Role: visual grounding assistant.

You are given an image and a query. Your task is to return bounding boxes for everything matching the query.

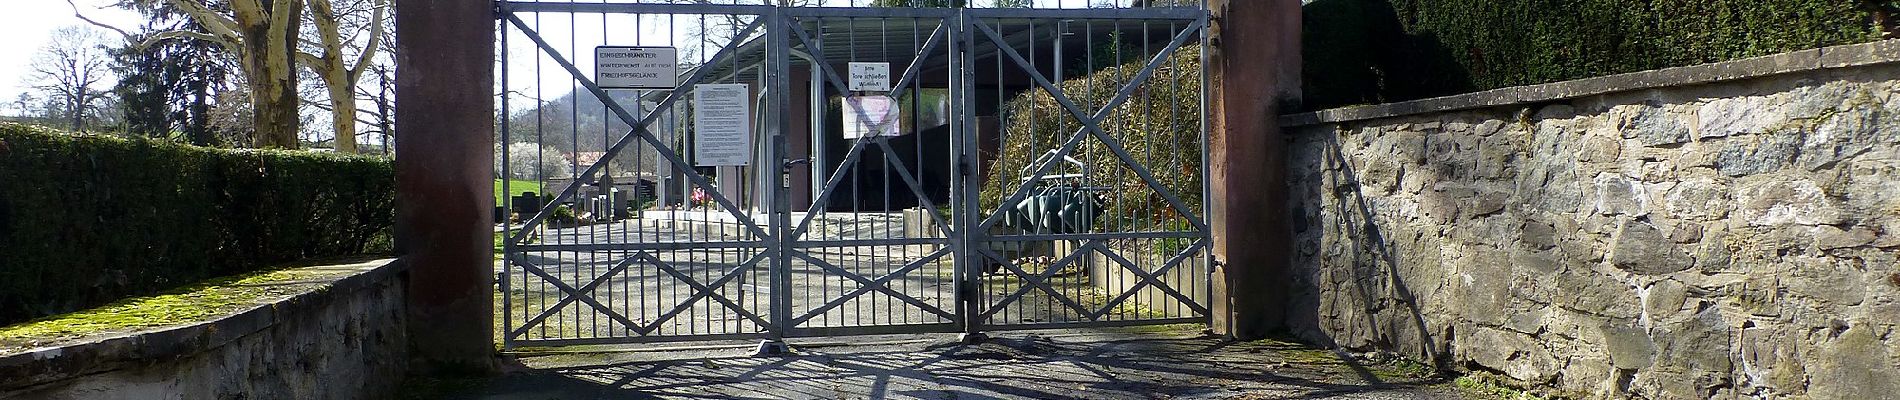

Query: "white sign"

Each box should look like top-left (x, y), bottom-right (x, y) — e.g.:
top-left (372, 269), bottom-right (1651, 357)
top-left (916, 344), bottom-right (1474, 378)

top-left (842, 95), bottom-right (901, 139)
top-left (693, 84), bottom-right (752, 166)
top-left (596, 47), bottom-right (678, 89)
top-left (847, 62), bottom-right (892, 92)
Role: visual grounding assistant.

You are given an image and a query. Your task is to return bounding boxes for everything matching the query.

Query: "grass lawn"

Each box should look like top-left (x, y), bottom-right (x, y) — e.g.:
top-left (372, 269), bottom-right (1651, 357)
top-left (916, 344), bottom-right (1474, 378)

top-left (494, 179), bottom-right (542, 205)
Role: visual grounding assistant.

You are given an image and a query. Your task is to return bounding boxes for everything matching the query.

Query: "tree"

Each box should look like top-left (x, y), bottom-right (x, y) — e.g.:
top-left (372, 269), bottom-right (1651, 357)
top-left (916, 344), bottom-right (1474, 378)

top-left (111, 2), bottom-right (236, 145)
top-left (496, 142), bottom-right (574, 180)
top-left (140, 0), bottom-right (305, 149)
top-left (298, 0), bottom-right (387, 153)
top-left (31, 26), bottom-right (117, 132)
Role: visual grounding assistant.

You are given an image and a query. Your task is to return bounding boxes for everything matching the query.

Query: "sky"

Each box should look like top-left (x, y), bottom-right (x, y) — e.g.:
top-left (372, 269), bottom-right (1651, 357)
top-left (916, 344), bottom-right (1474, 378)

top-left (0, 0), bottom-right (142, 115)
top-left (4, 0), bottom-right (1166, 123)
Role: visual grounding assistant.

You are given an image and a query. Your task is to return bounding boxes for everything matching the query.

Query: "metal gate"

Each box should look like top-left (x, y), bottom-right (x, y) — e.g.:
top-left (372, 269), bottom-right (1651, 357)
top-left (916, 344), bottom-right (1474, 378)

top-left (495, 1), bottom-right (1209, 349)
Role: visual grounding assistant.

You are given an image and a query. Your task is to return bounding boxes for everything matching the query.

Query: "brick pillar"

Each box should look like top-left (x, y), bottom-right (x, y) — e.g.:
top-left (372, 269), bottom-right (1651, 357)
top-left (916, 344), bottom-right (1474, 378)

top-left (394, 0), bottom-right (496, 374)
top-left (1208, 0), bottom-right (1302, 339)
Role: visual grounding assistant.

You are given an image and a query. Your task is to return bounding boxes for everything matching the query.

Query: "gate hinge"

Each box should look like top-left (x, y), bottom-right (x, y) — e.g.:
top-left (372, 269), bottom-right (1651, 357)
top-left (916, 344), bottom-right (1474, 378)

top-left (957, 159), bottom-right (973, 176)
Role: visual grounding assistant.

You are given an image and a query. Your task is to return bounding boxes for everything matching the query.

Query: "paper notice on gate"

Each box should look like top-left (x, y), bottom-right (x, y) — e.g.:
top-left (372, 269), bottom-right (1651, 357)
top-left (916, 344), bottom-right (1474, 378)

top-left (694, 84), bottom-right (751, 166)
top-left (842, 95), bottom-right (901, 139)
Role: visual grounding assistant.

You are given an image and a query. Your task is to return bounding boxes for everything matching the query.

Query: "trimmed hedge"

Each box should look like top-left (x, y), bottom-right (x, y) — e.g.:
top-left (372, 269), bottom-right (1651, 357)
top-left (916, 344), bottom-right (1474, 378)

top-left (0, 123), bottom-right (394, 325)
top-left (1302, 0), bottom-right (1895, 110)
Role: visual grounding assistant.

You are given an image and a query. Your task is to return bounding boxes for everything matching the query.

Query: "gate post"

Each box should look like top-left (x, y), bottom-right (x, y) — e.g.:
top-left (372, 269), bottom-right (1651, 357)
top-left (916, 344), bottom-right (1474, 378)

top-left (1206, 0), bottom-right (1301, 339)
top-left (762, 6), bottom-right (794, 355)
top-left (394, 0), bottom-right (497, 373)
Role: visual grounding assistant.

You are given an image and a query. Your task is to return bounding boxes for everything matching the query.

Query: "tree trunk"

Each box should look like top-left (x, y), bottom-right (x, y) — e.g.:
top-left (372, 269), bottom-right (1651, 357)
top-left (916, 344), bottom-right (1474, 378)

top-left (327, 73), bottom-right (358, 153)
top-left (245, 0), bottom-right (303, 149)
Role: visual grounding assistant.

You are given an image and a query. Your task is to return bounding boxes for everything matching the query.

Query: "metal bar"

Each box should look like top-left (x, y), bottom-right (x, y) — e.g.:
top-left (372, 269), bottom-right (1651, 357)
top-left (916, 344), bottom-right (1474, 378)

top-left (986, 231), bottom-right (1205, 241)
top-left (874, 139), bottom-right (954, 237)
top-left (1088, 241), bottom-right (1211, 319)
top-left (767, 6), bottom-right (795, 341)
top-left (506, 332), bottom-right (772, 348)
top-left (979, 317), bottom-right (1209, 331)
top-left (961, 20), bottom-right (1114, 232)
top-left (790, 250), bottom-right (959, 321)
top-left (634, 251), bottom-right (772, 335)
top-left (503, 15), bottom-right (771, 244)
top-left (789, 247), bottom-right (954, 325)
top-left (499, 2), bottom-right (774, 15)
top-left (507, 256), bottom-right (644, 339)
top-left (961, 7), bottom-right (1206, 21)
top-left (790, 238), bottom-right (951, 247)
top-left (952, 8), bottom-right (981, 336)
top-left (497, 15), bottom-right (514, 350)
top-left (968, 18), bottom-right (1210, 233)
top-left (786, 23), bottom-right (903, 135)
top-left (781, 7), bottom-right (957, 18)
top-left (974, 243), bottom-right (1098, 321)
top-left (639, 252), bottom-right (774, 330)
top-left (786, 323), bottom-right (961, 338)
top-left (788, 139), bottom-right (870, 238)
top-left (515, 241), bottom-right (766, 252)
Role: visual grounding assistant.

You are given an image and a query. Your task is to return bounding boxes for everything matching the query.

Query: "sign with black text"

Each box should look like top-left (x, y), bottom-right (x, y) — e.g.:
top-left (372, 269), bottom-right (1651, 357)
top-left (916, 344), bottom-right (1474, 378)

top-left (693, 84), bottom-right (751, 166)
top-left (596, 46), bottom-right (678, 89)
top-left (847, 62), bottom-right (891, 92)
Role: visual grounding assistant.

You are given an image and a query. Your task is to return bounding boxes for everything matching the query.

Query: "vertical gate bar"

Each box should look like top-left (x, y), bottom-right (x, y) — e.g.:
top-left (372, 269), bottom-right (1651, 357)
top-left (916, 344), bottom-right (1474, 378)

top-left (498, 11), bottom-right (515, 349)
top-left (1196, 8), bottom-right (1214, 323)
top-left (768, 6), bottom-right (794, 344)
top-left (952, 9), bottom-right (984, 339)
top-left (532, 10), bottom-right (546, 340)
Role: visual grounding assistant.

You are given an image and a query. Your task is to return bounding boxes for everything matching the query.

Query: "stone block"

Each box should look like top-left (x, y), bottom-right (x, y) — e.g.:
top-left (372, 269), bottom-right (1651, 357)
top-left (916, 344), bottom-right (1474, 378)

top-left (1593, 174), bottom-right (1650, 217)
top-left (1599, 323), bottom-right (1656, 369)
top-left (1698, 96), bottom-right (1786, 139)
top-left (1737, 178), bottom-right (1842, 226)
top-left (1610, 220), bottom-right (1694, 275)
top-left (1806, 323), bottom-right (1900, 400)
top-left (1800, 99), bottom-right (1883, 170)
top-left (1662, 178), bottom-right (1733, 221)
top-left (1622, 105), bottom-right (1692, 147)
top-left (1460, 327), bottom-right (1561, 384)
top-left (1813, 225), bottom-right (1877, 250)
top-left (1712, 131), bottom-right (1804, 177)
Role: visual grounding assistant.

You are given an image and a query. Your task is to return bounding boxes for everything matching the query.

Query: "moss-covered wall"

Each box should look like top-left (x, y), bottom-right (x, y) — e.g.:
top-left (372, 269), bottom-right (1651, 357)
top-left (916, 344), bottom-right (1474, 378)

top-left (1301, 0), bottom-right (1896, 110)
top-left (0, 123), bottom-right (395, 325)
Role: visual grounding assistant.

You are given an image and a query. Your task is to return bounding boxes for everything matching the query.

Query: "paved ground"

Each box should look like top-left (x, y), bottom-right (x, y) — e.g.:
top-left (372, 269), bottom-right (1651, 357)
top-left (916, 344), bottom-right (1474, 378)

top-left (407, 326), bottom-right (1467, 400)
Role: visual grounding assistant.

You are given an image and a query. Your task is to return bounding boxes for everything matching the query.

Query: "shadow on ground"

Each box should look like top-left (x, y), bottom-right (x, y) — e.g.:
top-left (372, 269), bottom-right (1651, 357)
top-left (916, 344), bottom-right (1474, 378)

top-left (403, 327), bottom-right (1460, 399)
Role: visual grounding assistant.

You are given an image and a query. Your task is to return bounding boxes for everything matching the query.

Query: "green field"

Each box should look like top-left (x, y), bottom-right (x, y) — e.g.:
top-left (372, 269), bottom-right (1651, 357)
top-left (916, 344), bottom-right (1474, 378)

top-left (495, 179), bottom-right (543, 205)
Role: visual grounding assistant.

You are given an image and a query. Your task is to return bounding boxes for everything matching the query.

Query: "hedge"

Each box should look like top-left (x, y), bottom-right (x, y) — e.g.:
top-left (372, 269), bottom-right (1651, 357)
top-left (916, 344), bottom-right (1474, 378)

top-left (0, 123), bottom-right (394, 326)
top-left (1302, 0), bottom-right (1896, 110)
top-left (985, 46), bottom-right (1204, 232)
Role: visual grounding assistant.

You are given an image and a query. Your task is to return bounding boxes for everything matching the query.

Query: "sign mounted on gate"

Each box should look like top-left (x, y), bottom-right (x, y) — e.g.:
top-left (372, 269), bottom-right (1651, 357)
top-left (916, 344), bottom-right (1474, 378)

top-left (596, 46), bottom-right (678, 89)
top-left (847, 62), bottom-right (891, 92)
top-left (693, 84), bottom-right (751, 166)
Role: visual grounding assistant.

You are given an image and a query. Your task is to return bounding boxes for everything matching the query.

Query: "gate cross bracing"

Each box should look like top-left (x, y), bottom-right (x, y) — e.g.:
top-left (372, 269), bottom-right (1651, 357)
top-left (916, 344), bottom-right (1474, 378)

top-left (496, 0), bottom-right (1212, 349)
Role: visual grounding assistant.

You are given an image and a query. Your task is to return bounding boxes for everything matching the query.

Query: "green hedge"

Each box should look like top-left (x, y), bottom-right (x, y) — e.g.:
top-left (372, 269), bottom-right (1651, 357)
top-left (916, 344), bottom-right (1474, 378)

top-left (0, 123), bottom-right (394, 325)
top-left (985, 46), bottom-right (1204, 231)
top-left (1302, 0), bottom-right (1895, 110)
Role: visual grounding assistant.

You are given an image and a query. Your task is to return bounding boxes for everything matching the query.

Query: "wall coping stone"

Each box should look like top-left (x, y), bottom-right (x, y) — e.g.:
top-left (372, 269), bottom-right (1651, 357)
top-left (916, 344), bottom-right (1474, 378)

top-left (0, 258), bottom-right (406, 392)
top-left (1280, 39), bottom-right (1900, 128)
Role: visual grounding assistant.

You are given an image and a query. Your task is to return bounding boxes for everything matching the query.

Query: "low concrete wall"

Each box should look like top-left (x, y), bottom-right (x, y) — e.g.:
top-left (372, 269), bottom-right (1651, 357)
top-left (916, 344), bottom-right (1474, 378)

top-left (1282, 40), bottom-right (1900, 399)
top-left (0, 260), bottom-right (409, 400)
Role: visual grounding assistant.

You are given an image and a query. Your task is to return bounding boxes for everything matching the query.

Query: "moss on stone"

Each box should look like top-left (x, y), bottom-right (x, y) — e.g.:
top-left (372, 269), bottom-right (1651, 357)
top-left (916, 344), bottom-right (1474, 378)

top-left (1447, 371), bottom-right (1552, 400)
top-left (0, 262), bottom-right (363, 353)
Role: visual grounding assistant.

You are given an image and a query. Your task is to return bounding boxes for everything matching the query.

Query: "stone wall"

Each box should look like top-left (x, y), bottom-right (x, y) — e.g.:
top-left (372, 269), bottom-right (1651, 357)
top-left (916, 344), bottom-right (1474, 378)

top-left (1282, 42), bottom-right (1900, 399)
top-left (0, 260), bottom-right (409, 400)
